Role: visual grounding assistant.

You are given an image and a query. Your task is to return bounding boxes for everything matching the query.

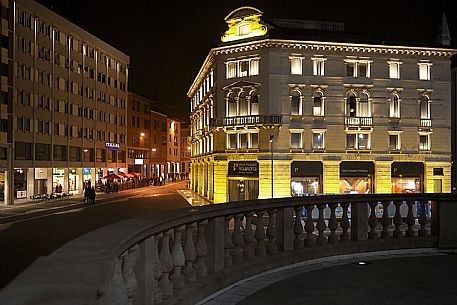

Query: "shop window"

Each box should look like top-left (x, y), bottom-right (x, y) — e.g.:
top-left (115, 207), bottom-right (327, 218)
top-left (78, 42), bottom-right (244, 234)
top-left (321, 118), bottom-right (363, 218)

top-left (389, 134), bottom-right (401, 151)
top-left (290, 90), bottom-right (302, 115)
top-left (419, 134), bottom-right (430, 151)
top-left (390, 93), bottom-right (401, 118)
top-left (290, 132), bottom-right (302, 149)
top-left (290, 56), bottom-right (303, 75)
top-left (312, 132), bottom-right (325, 149)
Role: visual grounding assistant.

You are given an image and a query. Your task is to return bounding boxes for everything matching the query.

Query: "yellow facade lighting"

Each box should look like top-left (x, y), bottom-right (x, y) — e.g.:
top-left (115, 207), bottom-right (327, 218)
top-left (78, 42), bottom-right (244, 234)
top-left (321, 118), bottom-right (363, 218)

top-left (221, 7), bottom-right (268, 43)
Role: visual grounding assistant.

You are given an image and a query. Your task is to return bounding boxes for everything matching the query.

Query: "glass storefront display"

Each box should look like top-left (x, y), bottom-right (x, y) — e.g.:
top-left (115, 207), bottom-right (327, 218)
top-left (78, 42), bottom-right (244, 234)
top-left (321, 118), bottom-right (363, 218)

top-left (83, 168), bottom-right (92, 188)
top-left (391, 162), bottom-right (423, 193)
top-left (227, 161), bottom-right (259, 202)
top-left (339, 162), bottom-right (373, 194)
top-left (69, 168), bottom-right (78, 191)
top-left (290, 161), bottom-right (322, 196)
top-left (53, 168), bottom-right (65, 193)
top-left (14, 168), bottom-right (27, 198)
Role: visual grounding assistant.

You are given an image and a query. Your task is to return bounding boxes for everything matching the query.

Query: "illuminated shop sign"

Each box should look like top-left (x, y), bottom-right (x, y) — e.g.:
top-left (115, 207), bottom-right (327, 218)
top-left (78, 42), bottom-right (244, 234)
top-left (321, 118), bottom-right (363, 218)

top-left (134, 159), bottom-right (144, 165)
top-left (228, 161), bottom-right (259, 177)
top-left (106, 143), bottom-right (120, 150)
top-left (340, 162), bottom-right (374, 177)
top-left (391, 162), bottom-right (424, 177)
top-left (291, 161), bottom-right (322, 177)
top-left (83, 168), bottom-right (92, 175)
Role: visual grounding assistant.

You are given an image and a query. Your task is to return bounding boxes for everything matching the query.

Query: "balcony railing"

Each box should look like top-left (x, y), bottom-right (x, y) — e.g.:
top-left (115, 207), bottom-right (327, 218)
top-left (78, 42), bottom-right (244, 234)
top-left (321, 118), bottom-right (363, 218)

top-left (1, 193), bottom-right (456, 305)
top-left (345, 116), bottom-right (373, 127)
top-left (210, 115), bottom-right (282, 127)
top-left (420, 119), bottom-right (432, 128)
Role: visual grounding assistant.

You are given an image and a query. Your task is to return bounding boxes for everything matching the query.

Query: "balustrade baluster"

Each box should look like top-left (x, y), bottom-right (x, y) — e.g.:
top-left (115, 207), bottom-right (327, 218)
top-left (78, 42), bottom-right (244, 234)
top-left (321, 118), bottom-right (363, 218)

top-left (153, 235), bottom-right (163, 304)
top-left (328, 203), bottom-right (338, 244)
top-left (418, 201), bottom-right (428, 237)
top-left (158, 230), bottom-right (173, 297)
top-left (316, 204), bottom-right (327, 245)
top-left (255, 210), bottom-right (266, 257)
top-left (243, 212), bottom-right (255, 260)
top-left (381, 201), bottom-right (391, 239)
top-left (368, 202), bottom-right (379, 239)
top-left (232, 214), bottom-right (244, 263)
top-left (224, 216), bottom-right (233, 266)
top-left (393, 201), bottom-right (403, 238)
top-left (184, 223), bottom-right (197, 282)
top-left (340, 203), bottom-right (350, 242)
top-left (195, 221), bottom-right (208, 278)
top-left (405, 200), bottom-right (415, 237)
top-left (266, 209), bottom-right (277, 254)
top-left (122, 245), bottom-right (139, 305)
top-left (170, 226), bottom-right (185, 291)
top-left (294, 206), bottom-right (304, 249)
top-left (304, 205), bottom-right (315, 247)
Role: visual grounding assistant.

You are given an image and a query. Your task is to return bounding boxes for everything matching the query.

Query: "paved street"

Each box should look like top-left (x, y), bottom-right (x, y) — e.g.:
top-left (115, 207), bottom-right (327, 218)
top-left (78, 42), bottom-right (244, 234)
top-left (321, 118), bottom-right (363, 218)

top-left (0, 181), bottom-right (192, 288)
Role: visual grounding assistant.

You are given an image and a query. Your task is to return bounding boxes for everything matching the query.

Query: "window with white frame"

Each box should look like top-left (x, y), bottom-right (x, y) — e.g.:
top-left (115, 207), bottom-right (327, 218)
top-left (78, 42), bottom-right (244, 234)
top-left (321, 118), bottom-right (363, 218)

top-left (290, 131), bottom-right (302, 149)
top-left (390, 93), bottom-right (401, 118)
top-left (418, 62), bottom-right (432, 80)
top-left (250, 91), bottom-right (259, 115)
top-left (347, 133), bottom-right (370, 150)
top-left (225, 57), bottom-right (260, 79)
top-left (345, 59), bottom-right (371, 78)
top-left (226, 132), bottom-right (259, 149)
top-left (226, 93), bottom-right (237, 117)
top-left (313, 91), bottom-right (324, 116)
top-left (312, 131), bottom-right (325, 149)
top-left (238, 23), bottom-right (250, 36)
top-left (389, 133), bottom-right (401, 151)
top-left (358, 92), bottom-right (371, 117)
top-left (419, 133), bottom-right (431, 151)
top-left (420, 95), bottom-right (430, 119)
top-left (312, 57), bottom-right (326, 76)
top-left (346, 92), bottom-right (357, 117)
top-left (290, 90), bottom-right (302, 115)
top-left (238, 91), bottom-right (248, 116)
top-left (226, 90), bottom-right (260, 117)
top-left (290, 56), bottom-right (303, 75)
top-left (388, 61), bottom-right (401, 79)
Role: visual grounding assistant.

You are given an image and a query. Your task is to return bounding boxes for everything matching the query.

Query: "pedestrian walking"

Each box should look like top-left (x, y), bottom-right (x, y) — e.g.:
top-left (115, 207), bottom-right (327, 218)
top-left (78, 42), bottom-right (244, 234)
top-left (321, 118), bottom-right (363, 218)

top-left (84, 187), bottom-right (90, 203)
top-left (90, 186), bottom-right (96, 204)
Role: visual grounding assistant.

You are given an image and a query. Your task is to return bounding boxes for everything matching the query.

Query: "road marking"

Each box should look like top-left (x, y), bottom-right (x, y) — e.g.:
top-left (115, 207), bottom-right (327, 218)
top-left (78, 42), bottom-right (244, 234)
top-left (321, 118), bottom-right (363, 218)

top-left (54, 208), bottom-right (84, 215)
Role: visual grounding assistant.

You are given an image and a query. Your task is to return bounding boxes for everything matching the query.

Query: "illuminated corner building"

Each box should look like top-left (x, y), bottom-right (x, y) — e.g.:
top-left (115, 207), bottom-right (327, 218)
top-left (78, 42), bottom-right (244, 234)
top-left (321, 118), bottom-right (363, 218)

top-left (166, 118), bottom-right (181, 181)
top-left (127, 92), bottom-right (168, 178)
top-left (188, 6), bottom-right (456, 203)
top-left (0, 0), bottom-right (129, 205)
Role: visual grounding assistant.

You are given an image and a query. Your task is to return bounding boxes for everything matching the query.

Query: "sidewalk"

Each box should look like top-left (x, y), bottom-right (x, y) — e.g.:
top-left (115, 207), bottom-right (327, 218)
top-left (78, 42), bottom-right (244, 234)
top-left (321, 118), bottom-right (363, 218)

top-left (177, 189), bottom-right (213, 206)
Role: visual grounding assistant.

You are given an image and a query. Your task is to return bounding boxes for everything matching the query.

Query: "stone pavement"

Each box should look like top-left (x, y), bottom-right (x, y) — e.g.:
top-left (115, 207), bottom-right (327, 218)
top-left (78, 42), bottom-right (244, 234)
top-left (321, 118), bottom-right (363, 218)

top-left (199, 249), bottom-right (457, 305)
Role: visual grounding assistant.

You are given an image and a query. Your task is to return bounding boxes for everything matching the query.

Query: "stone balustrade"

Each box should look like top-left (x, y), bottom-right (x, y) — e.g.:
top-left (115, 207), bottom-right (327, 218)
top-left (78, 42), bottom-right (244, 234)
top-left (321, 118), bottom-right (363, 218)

top-left (1, 193), bottom-right (456, 305)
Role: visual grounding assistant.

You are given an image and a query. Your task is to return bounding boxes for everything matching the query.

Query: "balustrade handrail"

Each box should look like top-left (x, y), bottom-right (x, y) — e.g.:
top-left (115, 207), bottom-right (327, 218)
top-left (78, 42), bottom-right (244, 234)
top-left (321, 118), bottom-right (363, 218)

top-left (210, 115), bottom-right (282, 127)
top-left (1, 193), bottom-right (456, 305)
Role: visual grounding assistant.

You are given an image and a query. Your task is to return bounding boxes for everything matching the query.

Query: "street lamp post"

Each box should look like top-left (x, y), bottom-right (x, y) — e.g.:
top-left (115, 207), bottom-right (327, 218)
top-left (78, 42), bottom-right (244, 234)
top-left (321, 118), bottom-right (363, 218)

top-left (270, 133), bottom-right (274, 198)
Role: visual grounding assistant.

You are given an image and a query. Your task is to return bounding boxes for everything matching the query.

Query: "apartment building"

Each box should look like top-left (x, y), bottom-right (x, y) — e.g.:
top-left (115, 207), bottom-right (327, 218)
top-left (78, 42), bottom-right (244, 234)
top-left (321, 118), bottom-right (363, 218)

top-left (0, 0), bottom-right (129, 204)
top-left (166, 117), bottom-right (181, 180)
top-left (127, 92), bottom-right (167, 179)
top-left (188, 7), bottom-right (456, 203)
top-left (180, 122), bottom-right (191, 179)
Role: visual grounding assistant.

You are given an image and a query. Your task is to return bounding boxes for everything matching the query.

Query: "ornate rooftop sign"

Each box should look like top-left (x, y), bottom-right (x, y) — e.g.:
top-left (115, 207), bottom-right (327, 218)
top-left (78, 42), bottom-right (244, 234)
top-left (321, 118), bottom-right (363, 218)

top-left (221, 7), bottom-right (267, 43)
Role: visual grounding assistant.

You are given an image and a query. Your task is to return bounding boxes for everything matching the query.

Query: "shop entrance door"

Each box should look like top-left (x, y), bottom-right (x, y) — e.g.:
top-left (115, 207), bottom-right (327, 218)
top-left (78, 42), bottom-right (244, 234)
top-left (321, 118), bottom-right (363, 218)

top-left (433, 179), bottom-right (442, 193)
top-left (228, 180), bottom-right (259, 202)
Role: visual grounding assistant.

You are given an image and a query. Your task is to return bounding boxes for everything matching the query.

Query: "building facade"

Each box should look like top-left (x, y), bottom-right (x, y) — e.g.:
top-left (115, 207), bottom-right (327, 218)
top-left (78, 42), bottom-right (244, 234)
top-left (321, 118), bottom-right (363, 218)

top-left (166, 118), bottom-right (181, 180)
top-left (0, 0), bottom-right (129, 204)
top-left (189, 7), bottom-right (456, 203)
top-left (180, 122), bottom-right (191, 179)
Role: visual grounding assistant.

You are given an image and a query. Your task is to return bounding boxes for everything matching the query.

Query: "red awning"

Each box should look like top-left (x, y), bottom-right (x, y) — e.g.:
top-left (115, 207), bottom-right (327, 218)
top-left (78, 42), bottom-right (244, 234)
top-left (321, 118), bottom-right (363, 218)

top-left (129, 172), bottom-right (143, 177)
top-left (103, 173), bottom-right (123, 180)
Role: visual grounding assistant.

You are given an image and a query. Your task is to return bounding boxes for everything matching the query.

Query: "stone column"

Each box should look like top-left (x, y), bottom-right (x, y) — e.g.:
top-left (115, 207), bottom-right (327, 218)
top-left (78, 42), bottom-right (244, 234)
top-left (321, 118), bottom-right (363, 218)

top-left (323, 159), bottom-right (340, 194)
top-left (63, 168), bottom-right (69, 193)
top-left (27, 168), bottom-right (35, 198)
top-left (213, 159), bottom-right (227, 204)
top-left (208, 160), bottom-right (214, 200)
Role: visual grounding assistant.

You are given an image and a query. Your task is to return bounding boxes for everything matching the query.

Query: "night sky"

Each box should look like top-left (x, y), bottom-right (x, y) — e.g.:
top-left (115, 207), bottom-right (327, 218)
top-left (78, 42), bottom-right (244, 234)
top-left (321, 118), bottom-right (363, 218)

top-left (35, 0), bottom-right (457, 122)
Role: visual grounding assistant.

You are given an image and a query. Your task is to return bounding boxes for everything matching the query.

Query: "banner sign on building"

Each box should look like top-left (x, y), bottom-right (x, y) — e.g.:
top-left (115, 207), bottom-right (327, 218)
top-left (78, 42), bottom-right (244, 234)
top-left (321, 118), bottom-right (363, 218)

top-left (291, 161), bottom-right (322, 177)
top-left (340, 162), bottom-right (374, 177)
top-left (228, 161), bottom-right (259, 177)
top-left (83, 168), bottom-right (92, 175)
top-left (105, 143), bottom-right (120, 150)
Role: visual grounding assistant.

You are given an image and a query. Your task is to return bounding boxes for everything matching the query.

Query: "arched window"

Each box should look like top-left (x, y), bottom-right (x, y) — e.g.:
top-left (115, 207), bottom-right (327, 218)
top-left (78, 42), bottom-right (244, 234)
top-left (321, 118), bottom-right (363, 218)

top-left (390, 93), bottom-right (400, 118)
top-left (226, 93), bottom-right (236, 117)
top-left (346, 92), bottom-right (357, 117)
top-left (290, 90), bottom-right (301, 115)
top-left (358, 92), bottom-right (370, 117)
top-left (238, 91), bottom-right (248, 116)
top-left (420, 95), bottom-right (430, 119)
top-left (250, 91), bottom-right (259, 115)
top-left (313, 91), bottom-right (324, 116)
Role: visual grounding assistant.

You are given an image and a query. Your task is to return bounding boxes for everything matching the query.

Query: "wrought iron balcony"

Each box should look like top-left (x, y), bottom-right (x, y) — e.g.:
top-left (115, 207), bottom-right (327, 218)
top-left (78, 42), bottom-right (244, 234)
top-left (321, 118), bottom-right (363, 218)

top-left (345, 116), bottom-right (373, 127)
top-left (210, 115), bottom-right (282, 127)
